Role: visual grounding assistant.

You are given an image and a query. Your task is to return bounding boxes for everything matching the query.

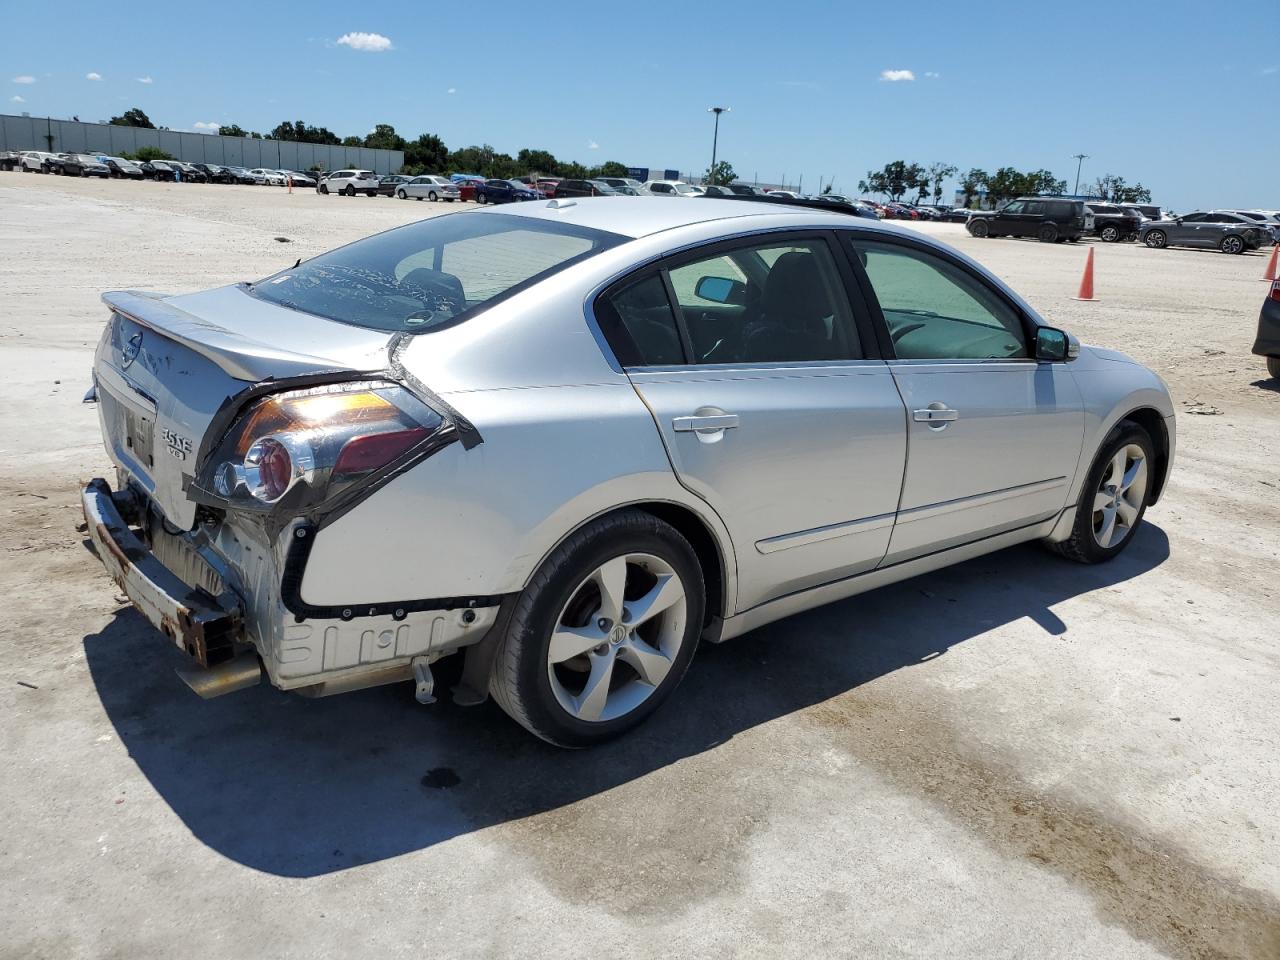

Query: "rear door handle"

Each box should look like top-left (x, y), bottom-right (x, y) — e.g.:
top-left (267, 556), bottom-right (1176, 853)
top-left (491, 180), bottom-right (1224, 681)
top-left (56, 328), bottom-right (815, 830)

top-left (673, 414), bottom-right (739, 432)
top-left (913, 405), bottom-right (959, 428)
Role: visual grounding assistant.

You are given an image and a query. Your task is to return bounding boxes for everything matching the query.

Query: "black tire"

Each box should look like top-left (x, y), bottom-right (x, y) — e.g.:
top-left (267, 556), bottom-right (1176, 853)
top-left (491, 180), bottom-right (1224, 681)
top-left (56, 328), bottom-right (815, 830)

top-left (319, 184), bottom-right (329, 195)
top-left (477, 192), bottom-right (487, 204)
top-left (1144, 230), bottom-right (1167, 249)
top-left (343, 184), bottom-right (355, 197)
top-left (396, 188), bottom-right (407, 199)
top-left (428, 191), bottom-right (438, 202)
top-left (489, 509), bottom-right (705, 748)
top-left (1100, 224), bottom-right (1120, 242)
top-left (1220, 235), bottom-right (1244, 255)
top-left (1045, 421), bottom-right (1155, 564)
top-left (969, 219), bottom-right (989, 238)
top-left (1267, 356), bottom-right (1280, 381)
top-left (1068, 236), bottom-right (1080, 243)
top-left (1038, 223), bottom-right (1059, 243)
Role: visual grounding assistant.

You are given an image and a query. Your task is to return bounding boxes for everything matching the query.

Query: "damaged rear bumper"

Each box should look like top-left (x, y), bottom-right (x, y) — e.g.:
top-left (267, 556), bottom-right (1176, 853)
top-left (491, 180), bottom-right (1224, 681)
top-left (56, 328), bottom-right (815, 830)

top-left (81, 477), bottom-right (243, 668)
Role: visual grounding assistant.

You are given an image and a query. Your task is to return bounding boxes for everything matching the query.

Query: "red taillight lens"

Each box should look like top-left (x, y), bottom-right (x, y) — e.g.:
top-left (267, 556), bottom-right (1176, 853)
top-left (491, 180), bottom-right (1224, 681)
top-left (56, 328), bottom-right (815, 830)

top-left (334, 427), bottom-right (430, 474)
top-left (1271, 280), bottom-right (1280, 303)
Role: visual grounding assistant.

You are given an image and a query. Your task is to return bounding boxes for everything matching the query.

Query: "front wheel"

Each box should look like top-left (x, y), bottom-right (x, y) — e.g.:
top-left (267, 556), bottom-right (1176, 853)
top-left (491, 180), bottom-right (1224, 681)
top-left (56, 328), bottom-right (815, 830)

top-left (1220, 235), bottom-right (1244, 255)
top-left (1046, 422), bottom-right (1155, 564)
top-left (428, 191), bottom-right (438, 202)
top-left (489, 509), bottom-right (705, 748)
top-left (319, 184), bottom-right (329, 195)
top-left (1100, 225), bottom-right (1120, 242)
top-left (1144, 230), bottom-right (1167, 249)
top-left (477, 192), bottom-right (487, 204)
top-left (969, 220), bottom-right (989, 238)
top-left (396, 189), bottom-right (407, 199)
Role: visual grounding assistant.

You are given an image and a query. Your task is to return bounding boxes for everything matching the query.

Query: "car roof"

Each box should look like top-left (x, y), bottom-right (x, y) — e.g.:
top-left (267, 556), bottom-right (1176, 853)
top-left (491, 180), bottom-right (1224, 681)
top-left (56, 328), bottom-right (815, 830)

top-left (469, 195), bottom-right (856, 239)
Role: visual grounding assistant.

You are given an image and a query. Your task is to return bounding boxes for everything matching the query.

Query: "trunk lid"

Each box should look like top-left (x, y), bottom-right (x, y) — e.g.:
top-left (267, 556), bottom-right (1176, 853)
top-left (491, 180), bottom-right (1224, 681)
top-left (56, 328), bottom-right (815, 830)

top-left (93, 285), bottom-right (393, 528)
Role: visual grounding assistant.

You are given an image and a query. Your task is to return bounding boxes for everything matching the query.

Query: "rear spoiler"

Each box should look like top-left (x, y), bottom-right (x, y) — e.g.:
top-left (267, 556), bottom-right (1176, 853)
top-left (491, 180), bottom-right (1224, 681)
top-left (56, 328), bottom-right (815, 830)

top-left (699, 193), bottom-right (877, 218)
top-left (101, 290), bottom-right (364, 383)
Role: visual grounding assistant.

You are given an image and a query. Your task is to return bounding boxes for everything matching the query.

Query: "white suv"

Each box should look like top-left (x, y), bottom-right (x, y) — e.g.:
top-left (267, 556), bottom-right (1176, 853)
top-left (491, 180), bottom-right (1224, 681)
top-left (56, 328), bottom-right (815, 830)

top-left (318, 169), bottom-right (380, 197)
top-left (20, 151), bottom-right (57, 173)
top-left (641, 179), bottom-right (703, 197)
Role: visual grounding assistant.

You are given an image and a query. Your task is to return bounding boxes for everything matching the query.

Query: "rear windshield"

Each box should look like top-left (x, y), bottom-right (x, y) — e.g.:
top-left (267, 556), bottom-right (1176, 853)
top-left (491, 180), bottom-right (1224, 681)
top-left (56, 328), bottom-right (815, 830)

top-left (249, 212), bottom-right (626, 333)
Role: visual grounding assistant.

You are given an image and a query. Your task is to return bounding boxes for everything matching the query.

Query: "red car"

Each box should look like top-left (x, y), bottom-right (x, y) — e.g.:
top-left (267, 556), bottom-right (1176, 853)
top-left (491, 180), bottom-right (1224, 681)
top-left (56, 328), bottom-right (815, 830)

top-left (456, 180), bottom-right (482, 202)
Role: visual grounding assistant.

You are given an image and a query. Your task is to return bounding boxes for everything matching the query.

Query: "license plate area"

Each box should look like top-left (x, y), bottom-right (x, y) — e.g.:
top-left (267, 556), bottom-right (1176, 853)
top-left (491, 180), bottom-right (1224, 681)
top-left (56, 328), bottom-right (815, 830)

top-left (125, 407), bottom-right (156, 470)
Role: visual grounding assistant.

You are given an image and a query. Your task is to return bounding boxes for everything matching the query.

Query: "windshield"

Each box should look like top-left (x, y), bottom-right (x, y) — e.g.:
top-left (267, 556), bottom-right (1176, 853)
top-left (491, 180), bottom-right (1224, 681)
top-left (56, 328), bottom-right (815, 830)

top-left (249, 212), bottom-right (626, 333)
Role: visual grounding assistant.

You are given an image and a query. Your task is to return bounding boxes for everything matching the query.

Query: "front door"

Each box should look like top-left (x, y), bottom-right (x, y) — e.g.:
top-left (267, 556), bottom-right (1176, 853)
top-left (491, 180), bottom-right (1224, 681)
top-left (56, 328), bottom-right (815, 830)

top-left (598, 234), bottom-right (908, 611)
top-left (847, 235), bottom-right (1084, 564)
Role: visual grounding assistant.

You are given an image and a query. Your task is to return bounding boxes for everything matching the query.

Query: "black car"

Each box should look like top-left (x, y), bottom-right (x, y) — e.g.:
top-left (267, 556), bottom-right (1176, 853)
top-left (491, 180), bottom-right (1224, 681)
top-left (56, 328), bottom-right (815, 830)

top-left (942, 207), bottom-right (973, 223)
top-left (139, 160), bottom-right (176, 182)
top-left (191, 163), bottom-right (233, 184)
top-left (1086, 203), bottom-right (1143, 242)
top-left (550, 178), bottom-right (620, 198)
top-left (377, 174), bottom-right (411, 197)
top-left (967, 197), bottom-right (1089, 242)
top-left (700, 184), bottom-right (738, 197)
top-left (102, 157), bottom-right (144, 179)
top-left (170, 162), bottom-right (207, 183)
top-left (1253, 279), bottom-right (1280, 381)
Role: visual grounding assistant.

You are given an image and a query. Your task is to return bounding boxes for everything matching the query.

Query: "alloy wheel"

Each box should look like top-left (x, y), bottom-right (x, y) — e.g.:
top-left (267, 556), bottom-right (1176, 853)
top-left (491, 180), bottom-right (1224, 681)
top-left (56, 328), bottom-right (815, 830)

top-left (1092, 444), bottom-right (1148, 549)
top-left (546, 553), bottom-right (688, 723)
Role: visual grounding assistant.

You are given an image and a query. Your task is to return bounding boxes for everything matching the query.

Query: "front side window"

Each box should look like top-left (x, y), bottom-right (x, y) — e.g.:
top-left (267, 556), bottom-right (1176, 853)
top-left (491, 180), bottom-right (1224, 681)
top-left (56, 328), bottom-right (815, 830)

top-left (852, 240), bottom-right (1028, 360)
top-left (667, 239), bottom-right (860, 364)
top-left (250, 213), bottom-right (624, 333)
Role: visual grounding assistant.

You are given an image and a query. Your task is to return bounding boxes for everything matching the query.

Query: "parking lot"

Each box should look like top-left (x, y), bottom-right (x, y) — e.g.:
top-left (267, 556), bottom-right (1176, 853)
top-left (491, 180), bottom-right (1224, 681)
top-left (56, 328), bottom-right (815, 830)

top-left (1, 172), bottom-right (1278, 959)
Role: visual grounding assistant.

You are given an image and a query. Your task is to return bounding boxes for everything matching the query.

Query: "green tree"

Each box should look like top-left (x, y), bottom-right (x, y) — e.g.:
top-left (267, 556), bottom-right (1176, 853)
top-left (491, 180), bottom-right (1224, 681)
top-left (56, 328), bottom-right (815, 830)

top-left (218, 124), bottom-right (248, 137)
top-left (927, 162), bottom-right (958, 205)
top-left (590, 160), bottom-right (628, 178)
top-left (271, 120), bottom-right (341, 144)
top-left (858, 160), bottom-right (926, 201)
top-left (959, 168), bottom-right (988, 207)
top-left (448, 144), bottom-right (497, 174)
top-left (985, 167), bottom-right (1024, 206)
top-left (125, 145), bottom-right (173, 161)
top-left (364, 123), bottom-right (406, 152)
top-left (558, 160), bottom-right (589, 179)
top-left (403, 133), bottom-right (448, 173)
top-left (517, 148), bottom-right (559, 174)
top-left (341, 136), bottom-right (363, 147)
top-left (703, 160), bottom-right (737, 186)
top-left (1090, 174), bottom-right (1152, 204)
top-left (109, 108), bottom-right (155, 129)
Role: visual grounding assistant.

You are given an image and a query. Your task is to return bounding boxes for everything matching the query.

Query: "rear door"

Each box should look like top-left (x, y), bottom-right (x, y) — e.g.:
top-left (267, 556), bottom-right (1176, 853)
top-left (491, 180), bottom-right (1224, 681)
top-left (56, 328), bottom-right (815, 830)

top-left (601, 232), bottom-right (908, 612)
top-left (845, 234), bottom-right (1084, 564)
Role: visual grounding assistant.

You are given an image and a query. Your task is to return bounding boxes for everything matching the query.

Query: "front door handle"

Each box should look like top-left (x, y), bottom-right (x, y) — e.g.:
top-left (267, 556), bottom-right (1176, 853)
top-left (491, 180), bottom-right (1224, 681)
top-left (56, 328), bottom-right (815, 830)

top-left (673, 414), bottom-right (739, 433)
top-left (913, 404), bottom-right (959, 429)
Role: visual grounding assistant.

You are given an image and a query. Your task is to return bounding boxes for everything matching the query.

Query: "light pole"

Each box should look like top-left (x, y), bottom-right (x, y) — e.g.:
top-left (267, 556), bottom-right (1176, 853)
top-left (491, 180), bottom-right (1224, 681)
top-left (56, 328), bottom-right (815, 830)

top-left (707, 106), bottom-right (729, 184)
top-left (1071, 153), bottom-right (1089, 197)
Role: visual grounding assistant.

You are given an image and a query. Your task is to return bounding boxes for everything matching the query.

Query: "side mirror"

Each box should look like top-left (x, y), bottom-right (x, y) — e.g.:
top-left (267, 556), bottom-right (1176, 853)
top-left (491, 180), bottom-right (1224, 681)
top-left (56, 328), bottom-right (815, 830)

top-left (1035, 326), bottom-right (1079, 362)
top-left (694, 276), bottom-right (746, 305)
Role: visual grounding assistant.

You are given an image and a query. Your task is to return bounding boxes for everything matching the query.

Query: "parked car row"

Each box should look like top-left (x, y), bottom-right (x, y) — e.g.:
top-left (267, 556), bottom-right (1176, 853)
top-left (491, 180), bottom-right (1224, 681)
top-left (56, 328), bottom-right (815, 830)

top-left (11, 149), bottom-right (324, 187)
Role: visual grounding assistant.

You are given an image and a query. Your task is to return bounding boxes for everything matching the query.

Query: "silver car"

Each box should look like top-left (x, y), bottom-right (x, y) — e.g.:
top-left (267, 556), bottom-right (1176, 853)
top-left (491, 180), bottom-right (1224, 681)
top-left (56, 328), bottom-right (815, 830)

top-left (397, 175), bottom-right (461, 202)
top-left (82, 199), bottom-right (1176, 746)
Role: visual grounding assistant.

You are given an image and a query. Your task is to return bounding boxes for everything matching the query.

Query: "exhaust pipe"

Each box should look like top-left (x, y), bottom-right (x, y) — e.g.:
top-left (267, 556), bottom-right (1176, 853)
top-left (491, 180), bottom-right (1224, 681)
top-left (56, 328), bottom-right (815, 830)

top-left (176, 652), bottom-right (262, 699)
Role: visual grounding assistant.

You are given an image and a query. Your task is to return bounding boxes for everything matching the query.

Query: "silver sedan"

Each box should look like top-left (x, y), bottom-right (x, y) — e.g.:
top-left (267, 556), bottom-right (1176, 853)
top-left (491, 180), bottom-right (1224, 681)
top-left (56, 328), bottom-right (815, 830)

top-left (82, 199), bottom-right (1175, 746)
top-left (397, 175), bottom-right (461, 202)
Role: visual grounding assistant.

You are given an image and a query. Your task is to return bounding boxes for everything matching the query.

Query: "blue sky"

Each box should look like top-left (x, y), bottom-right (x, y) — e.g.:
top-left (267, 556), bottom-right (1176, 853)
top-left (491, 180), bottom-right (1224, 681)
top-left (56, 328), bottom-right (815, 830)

top-left (4, 0), bottom-right (1277, 210)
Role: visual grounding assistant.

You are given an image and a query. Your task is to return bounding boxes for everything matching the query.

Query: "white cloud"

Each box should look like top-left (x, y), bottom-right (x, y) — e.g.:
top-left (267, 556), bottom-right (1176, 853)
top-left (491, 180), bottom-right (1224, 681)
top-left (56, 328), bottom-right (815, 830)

top-left (447, 87), bottom-right (456, 94)
top-left (136, 75), bottom-right (153, 84)
top-left (193, 121), bottom-right (220, 130)
top-left (924, 71), bottom-right (940, 78)
top-left (86, 72), bottom-right (102, 81)
top-left (587, 140), bottom-right (599, 150)
top-left (1262, 65), bottom-right (1278, 75)
top-left (336, 32), bottom-right (393, 52)
top-left (10, 95), bottom-right (24, 103)
top-left (880, 69), bottom-right (915, 82)
top-left (13, 75), bottom-right (35, 84)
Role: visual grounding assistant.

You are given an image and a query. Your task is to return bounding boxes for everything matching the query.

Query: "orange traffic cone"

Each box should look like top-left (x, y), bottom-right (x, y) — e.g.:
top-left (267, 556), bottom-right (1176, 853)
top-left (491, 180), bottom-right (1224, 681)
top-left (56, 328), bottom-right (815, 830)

top-left (1071, 247), bottom-right (1099, 301)
top-left (1261, 244), bottom-right (1279, 282)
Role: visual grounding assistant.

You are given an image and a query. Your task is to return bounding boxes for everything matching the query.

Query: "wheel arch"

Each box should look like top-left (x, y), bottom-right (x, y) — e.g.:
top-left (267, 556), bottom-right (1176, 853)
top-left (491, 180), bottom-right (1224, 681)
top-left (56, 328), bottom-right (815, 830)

top-left (1117, 406), bottom-right (1172, 504)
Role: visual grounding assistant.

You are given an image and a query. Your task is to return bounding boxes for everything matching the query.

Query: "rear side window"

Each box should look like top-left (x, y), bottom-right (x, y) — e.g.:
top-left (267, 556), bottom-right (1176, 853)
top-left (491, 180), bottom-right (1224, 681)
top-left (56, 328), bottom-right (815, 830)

top-left (851, 240), bottom-right (1027, 360)
top-left (597, 275), bottom-right (685, 367)
top-left (250, 213), bottom-right (625, 333)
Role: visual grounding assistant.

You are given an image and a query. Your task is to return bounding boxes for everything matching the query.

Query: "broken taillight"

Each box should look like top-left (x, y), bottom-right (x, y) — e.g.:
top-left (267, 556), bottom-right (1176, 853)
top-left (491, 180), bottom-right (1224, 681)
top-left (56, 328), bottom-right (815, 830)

top-left (202, 381), bottom-right (444, 510)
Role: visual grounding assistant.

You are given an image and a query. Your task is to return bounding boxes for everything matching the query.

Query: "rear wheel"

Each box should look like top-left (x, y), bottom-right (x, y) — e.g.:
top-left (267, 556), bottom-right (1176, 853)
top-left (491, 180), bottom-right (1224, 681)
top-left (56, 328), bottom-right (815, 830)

top-left (969, 219), bottom-right (989, 238)
top-left (1267, 356), bottom-right (1280, 380)
top-left (1046, 422), bottom-right (1155, 564)
top-left (1220, 235), bottom-right (1245, 255)
top-left (489, 510), bottom-right (705, 748)
top-left (342, 184), bottom-right (355, 197)
top-left (1038, 223), bottom-right (1059, 243)
top-left (1145, 230), bottom-right (1167, 249)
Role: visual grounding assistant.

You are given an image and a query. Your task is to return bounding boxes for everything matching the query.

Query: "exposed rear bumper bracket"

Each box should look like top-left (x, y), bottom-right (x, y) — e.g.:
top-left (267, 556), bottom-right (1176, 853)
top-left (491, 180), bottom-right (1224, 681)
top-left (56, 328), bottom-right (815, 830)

top-left (81, 477), bottom-right (243, 668)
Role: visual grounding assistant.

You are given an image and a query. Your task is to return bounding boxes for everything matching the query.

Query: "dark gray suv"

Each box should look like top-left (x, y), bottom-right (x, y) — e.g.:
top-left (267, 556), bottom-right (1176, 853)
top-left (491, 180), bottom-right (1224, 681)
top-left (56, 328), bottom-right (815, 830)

top-left (1139, 212), bottom-right (1267, 254)
top-left (966, 197), bottom-right (1089, 243)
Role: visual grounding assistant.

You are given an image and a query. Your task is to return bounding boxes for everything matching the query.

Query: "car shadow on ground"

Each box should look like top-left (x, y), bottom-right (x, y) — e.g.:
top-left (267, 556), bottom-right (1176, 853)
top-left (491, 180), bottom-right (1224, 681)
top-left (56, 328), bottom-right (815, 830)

top-left (84, 524), bottom-right (1169, 878)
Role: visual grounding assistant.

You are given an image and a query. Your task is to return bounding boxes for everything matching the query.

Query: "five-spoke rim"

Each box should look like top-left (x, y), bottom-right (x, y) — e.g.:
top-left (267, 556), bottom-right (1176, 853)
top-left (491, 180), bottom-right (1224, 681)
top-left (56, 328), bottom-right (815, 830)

top-left (547, 553), bottom-right (687, 724)
top-left (1092, 443), bottom-right (1148, 549)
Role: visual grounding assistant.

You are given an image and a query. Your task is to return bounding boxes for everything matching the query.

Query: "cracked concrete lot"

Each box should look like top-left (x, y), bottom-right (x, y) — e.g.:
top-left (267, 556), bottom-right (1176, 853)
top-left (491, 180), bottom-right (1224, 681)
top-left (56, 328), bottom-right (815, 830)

top-left (1, 173), bottom-right (1277, 959)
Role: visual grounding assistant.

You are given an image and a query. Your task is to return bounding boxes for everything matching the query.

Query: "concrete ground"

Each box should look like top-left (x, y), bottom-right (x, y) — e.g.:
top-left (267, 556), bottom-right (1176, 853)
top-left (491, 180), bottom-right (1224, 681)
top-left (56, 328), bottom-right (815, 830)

top-left (1, 172), bottom-right (1277, 959)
